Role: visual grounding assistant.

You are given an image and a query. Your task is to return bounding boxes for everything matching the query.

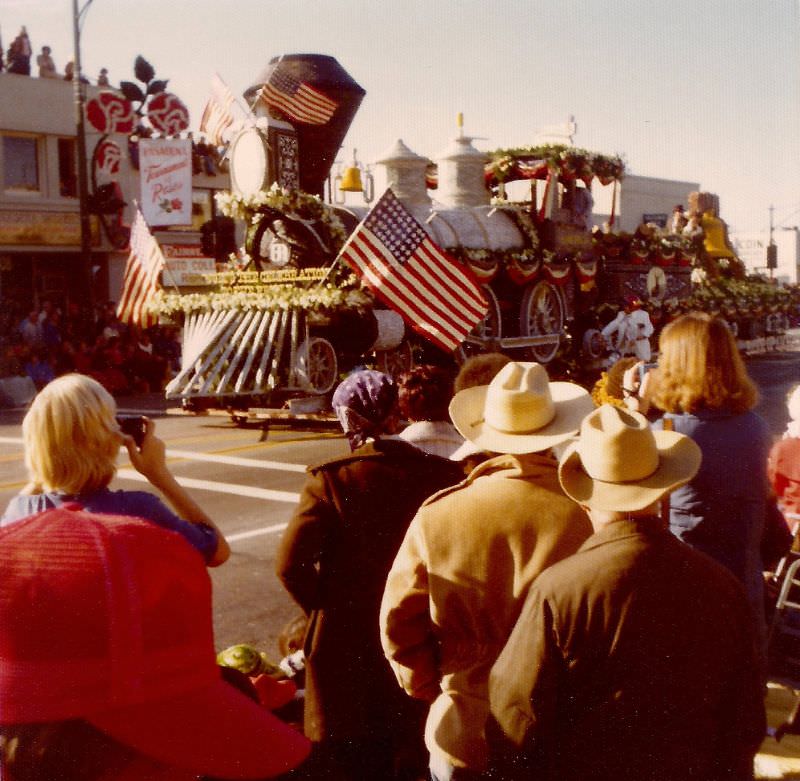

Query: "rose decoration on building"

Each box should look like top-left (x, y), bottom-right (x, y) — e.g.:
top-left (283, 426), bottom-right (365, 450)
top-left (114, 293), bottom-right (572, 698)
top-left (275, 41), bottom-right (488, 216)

top-left (147, 92), bottom-right (189, 134)
top-left (94, 139), bottom-right (122, 177)
top-left (86, 91), bottom-right (135, 134)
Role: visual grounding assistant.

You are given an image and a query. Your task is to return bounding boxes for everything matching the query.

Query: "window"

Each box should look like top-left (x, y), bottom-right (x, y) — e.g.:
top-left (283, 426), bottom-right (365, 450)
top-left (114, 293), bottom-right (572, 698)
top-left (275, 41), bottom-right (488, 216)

top-left (3, 135), bottom-right (40, 192)
top-left (58, 138), bottom-right (77, 198)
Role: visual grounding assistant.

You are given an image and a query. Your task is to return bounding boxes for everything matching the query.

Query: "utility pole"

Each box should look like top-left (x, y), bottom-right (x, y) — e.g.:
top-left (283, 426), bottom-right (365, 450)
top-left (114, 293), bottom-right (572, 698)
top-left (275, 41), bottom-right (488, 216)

top-left (72, 0), bottom-right (95, 314)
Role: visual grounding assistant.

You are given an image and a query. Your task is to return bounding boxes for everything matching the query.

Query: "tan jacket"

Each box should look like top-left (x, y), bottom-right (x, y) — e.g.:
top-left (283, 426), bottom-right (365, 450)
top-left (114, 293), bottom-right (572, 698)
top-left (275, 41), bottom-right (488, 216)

top-left (380, 452), bottom-right (592, 770)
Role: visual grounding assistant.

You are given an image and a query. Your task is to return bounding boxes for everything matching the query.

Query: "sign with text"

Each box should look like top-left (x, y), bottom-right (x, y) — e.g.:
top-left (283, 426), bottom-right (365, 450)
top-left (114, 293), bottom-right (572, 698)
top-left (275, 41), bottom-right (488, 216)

top-left (0, 211), bottom-right (100, 246)
top-left (161, 243), bottom-right (216, 286)
top-left (139, 138), bottom-right (192, 227)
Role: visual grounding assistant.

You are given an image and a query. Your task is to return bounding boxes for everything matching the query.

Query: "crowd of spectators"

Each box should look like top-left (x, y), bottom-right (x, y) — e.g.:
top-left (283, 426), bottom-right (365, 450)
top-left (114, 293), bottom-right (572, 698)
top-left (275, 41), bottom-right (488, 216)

top-left (0, 299), bottom-right (181, 397)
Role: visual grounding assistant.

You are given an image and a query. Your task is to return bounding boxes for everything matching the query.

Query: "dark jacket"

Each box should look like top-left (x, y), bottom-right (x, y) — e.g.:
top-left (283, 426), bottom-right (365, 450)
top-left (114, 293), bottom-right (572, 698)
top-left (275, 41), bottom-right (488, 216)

top-left (659, 409), bottom-right (770, 630)
top-left (275, 437), bottom-right (464, 743)
top-left (489, 517), bottom-right (766, 781)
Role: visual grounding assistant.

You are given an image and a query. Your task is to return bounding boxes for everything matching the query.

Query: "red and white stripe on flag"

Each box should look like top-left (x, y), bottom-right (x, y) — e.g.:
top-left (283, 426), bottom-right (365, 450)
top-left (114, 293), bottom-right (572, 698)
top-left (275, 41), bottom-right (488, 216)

top-left (338, 189), bottom-right (488, 352)
top-left (258, 69), bottom-right (337, 126)
top-left (199, 73), bottom-right (245, 146)
top-left (116, 210), bottom-right (165, 329)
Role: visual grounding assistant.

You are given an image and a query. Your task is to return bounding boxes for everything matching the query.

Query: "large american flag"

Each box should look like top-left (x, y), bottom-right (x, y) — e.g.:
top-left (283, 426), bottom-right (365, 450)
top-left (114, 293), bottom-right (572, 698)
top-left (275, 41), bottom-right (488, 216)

top-left (116, 210), bottom-right (165, 328)
top-left (199, 73), bottom-right (248, 146)
top-left (258, 67), bottom-right (338, 126)
top-left (338, 189), bottom-right (489, 352)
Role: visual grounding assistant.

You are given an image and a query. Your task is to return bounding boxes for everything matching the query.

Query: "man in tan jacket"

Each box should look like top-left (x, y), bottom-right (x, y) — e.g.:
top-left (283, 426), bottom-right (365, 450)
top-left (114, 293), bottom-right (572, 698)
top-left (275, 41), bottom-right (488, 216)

top-left (379, 362), bottom-right (594, 781)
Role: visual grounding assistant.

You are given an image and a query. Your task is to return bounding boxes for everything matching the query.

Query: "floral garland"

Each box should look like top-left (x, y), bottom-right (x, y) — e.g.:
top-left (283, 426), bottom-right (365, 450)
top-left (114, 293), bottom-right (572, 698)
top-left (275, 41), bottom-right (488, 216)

top-left (485, 144), bottom-right (625, 185)
top-left (146, 279), bottom-right (372, 317)
top-left (215, 184), bottom-right (349, 252)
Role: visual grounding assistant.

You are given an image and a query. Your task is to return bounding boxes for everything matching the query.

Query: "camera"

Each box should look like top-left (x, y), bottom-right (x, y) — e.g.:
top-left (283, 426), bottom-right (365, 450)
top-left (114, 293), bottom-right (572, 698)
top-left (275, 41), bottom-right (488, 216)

top-left (638, 362), bottom-right (658, 384)
top-left (116, 415), bottom-right (147, 448)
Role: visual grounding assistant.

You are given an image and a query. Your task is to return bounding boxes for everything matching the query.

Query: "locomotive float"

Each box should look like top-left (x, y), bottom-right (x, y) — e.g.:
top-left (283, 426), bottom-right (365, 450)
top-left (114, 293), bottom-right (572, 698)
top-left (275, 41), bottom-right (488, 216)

top-left (151, 54), bottom-right (797, 411)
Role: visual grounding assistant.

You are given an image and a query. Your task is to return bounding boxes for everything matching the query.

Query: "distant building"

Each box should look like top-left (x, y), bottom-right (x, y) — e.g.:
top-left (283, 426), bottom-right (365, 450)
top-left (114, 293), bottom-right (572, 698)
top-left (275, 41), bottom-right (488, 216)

top-left (730, 228), bottom-right (800, 285)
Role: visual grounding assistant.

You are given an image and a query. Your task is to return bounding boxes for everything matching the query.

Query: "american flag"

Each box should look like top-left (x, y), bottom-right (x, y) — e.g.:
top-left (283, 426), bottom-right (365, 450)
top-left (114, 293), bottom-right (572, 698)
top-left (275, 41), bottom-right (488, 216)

top-left (338, 189), bottom-right (489, 352)
top-left (199, 73), bottom-right (248, 146)
top-left (116, 210), bottom-right (165, 328)
top-left (258, 67), bottom-right (338, 126)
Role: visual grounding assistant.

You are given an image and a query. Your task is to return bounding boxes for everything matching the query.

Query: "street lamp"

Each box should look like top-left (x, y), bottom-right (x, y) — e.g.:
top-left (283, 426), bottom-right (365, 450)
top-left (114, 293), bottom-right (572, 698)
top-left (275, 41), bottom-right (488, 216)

top-left (72, 0), bottom-right (95, 313)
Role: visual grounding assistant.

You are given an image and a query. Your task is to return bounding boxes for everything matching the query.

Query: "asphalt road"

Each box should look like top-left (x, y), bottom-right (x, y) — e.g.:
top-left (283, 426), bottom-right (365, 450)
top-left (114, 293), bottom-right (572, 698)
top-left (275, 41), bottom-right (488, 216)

top-left (0, 346), bottom-right (798, 664)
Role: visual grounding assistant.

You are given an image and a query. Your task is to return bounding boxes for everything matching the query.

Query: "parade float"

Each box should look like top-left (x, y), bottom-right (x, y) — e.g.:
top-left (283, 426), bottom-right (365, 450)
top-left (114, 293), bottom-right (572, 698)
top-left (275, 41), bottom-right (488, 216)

top-left (146, 54), bottom-right (797, 413)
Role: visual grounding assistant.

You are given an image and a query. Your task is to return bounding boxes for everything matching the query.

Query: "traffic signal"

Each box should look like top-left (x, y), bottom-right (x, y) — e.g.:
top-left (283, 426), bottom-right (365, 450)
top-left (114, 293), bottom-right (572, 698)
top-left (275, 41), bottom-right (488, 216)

top-left (767, 243), bottom-right (777, 270)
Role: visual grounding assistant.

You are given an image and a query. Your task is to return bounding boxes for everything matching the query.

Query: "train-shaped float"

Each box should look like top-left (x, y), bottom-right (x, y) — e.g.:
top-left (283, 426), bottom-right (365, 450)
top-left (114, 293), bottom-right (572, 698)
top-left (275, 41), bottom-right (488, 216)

top-left (149, 54), bottom-right (798, 412)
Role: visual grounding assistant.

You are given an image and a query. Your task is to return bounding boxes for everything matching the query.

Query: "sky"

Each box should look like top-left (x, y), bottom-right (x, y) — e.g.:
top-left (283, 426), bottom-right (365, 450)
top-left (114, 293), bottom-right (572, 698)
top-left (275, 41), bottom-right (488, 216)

top-left (2, 0), bottom-right (799, 234)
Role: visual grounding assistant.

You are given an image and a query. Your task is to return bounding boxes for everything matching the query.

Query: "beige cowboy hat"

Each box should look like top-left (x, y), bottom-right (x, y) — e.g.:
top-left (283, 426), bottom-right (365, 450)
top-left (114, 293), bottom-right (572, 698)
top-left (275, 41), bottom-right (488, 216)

top-left (448, 361), bottom-right (593, 455)
top-left (558, 405), bottom-right (702, 512)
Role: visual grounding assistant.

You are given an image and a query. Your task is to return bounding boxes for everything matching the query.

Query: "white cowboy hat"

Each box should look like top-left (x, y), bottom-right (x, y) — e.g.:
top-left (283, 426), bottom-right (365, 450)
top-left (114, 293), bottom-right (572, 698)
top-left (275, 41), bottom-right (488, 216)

top-left (558, 404), bottom-right (702, 512)
top-left (448, 362), bottom-right (593, 455)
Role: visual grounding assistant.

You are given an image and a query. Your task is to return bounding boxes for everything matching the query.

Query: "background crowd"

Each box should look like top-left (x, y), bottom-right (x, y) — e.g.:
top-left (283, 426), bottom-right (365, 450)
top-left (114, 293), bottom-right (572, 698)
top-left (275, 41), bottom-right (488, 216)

top-left (0, 299), bottom-right (181, 399)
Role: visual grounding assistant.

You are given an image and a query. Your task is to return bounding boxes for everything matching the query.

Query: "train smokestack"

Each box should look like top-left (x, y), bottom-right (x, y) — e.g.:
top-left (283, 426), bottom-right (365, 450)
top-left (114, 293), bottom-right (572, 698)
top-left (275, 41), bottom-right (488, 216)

top-left (245, 54), bottom-right (365, 197)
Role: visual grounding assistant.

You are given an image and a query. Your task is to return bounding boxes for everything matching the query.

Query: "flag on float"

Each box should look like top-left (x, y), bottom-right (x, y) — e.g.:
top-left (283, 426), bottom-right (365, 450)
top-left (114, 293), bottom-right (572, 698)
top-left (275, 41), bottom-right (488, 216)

top-left (258, 66), bottom-right (338, 126)
top-left (337, 188), bottom-right (489, 352)
top-left (199, 73), bottom-right (248, 146)
top-left (116, 209), bottom-right (165, 328)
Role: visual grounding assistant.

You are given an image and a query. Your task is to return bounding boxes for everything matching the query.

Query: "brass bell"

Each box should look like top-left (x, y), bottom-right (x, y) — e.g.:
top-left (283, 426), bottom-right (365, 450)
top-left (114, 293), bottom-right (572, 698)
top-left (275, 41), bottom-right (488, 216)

top-left (338, 165), bottom-right (364, 192)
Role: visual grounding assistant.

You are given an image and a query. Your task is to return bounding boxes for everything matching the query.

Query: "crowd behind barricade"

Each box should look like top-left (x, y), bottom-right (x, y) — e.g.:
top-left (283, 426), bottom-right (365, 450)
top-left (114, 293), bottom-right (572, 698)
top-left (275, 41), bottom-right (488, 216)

top-left (1, 314), bottom-right (799, 780)
top-left (0, 299), bottom-right (181, 397)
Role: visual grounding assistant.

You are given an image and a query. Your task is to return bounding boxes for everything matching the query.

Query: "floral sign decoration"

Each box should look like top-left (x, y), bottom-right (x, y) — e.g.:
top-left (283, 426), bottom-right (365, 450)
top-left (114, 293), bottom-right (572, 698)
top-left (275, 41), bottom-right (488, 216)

top-left (147, 92), bottom-right (190, 135)
top-left (86, 91), bottom-right (135, 134)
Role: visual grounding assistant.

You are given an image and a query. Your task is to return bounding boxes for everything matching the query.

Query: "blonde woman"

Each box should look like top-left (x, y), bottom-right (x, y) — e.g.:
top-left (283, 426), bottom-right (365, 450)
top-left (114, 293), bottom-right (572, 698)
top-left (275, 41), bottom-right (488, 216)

top-left (1, 373), bottom-right (230, 566)
top-left (624, 312), bottom-right (770, 639)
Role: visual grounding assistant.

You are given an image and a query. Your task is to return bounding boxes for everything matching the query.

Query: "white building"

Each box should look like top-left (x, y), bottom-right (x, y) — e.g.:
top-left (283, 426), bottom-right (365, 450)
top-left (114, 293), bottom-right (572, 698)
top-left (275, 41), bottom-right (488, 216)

top-left (730, 228), bottom-right (800, 285)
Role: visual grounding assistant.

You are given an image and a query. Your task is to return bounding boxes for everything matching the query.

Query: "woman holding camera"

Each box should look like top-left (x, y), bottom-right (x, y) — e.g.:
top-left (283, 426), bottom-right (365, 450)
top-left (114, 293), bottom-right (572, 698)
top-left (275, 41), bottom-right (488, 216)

top-left (1, 373), bottom-right (230, 566)
top-left (624, 312), bottom-right (770, 642)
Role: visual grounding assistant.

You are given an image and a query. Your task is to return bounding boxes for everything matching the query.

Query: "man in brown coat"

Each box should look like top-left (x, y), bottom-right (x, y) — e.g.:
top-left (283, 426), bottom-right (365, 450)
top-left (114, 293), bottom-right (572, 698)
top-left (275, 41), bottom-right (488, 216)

top-left (276, 370), bottom-right (463, 781)
top-left (380, 361), bottom-right (594, 780)
top-left (488, 405), bottom-right (766, 781)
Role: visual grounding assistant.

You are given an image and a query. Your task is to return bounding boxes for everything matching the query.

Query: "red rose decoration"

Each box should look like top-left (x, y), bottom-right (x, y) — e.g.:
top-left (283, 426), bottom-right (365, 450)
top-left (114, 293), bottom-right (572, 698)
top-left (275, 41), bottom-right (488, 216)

top-left (86, 91), bottom-right (135, 134)
top-left (147, 92), bottom-right (189, 134)
top-left (95, 139), bottom-right (122, 176)
top-left (170, 198), bottom-right (183, 211)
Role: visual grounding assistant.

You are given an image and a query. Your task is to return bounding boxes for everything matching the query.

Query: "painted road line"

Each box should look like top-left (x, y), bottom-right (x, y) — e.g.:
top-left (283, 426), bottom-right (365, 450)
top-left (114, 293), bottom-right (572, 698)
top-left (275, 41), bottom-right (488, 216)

top-left (2, 437), bottom-right (312, 473)
top-left (226, 523), bottom-right (288, 543)
top-left (163, 449), bottom-right (307, 473)
top-left (116, 469), bottom-right (301, 504)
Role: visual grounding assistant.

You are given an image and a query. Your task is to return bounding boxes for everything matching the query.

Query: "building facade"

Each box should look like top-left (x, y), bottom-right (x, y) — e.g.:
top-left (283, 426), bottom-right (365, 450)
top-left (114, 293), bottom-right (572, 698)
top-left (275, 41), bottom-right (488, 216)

top-left (0, 71), bottom-right (226, 318)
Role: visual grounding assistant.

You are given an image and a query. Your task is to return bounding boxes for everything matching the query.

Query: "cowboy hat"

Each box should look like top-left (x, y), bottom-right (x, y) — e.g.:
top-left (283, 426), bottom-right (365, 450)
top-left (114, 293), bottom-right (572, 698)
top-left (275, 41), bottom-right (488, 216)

top-left (558, 405), bottom-right (701, 512)
top-left (449, 361), bottom-right (593, 454)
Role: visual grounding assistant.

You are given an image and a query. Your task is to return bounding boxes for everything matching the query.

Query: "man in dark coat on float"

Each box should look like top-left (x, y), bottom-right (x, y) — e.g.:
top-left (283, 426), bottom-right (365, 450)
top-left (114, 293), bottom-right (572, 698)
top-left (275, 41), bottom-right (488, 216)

top-left (276, 369), bottom-right (463, 781)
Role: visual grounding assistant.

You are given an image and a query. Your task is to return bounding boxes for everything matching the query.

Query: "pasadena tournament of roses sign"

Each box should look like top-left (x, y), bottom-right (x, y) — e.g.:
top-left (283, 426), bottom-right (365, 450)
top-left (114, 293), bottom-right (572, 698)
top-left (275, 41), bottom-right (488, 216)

top-left (139, 138), bottom-right (192, 226)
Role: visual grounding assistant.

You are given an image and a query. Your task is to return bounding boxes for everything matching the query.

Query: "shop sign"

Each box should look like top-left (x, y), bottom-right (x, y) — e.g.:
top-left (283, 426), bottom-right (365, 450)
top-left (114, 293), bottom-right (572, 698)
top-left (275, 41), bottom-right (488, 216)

top-left (139, 138), bottom-right (192, 227)
top-left (0, 211), bottom-right (100, 246)
top-left (161, 243), bottom-right (216, 286)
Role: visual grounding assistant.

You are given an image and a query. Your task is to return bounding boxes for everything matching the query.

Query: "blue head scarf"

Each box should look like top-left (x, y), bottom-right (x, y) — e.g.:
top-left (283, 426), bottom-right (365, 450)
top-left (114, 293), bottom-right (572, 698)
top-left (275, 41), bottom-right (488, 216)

top-left (331, 370), bottom-right (397, 450)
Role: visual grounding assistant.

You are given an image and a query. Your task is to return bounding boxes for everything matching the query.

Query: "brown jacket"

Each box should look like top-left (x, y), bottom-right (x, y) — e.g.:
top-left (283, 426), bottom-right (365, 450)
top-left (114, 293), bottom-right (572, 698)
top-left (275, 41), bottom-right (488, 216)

top-left (275, 437), bottom-right (463, 743)
top-left (489, 517), bottom-right (766, 781)
top-left (380, 452), bottom-right (592, 770)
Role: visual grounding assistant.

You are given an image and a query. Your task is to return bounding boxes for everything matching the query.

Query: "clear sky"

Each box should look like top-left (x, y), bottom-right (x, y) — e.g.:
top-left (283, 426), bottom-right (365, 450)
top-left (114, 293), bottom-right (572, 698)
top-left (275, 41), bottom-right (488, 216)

top-left (3, 0), bottom-right (799, 233)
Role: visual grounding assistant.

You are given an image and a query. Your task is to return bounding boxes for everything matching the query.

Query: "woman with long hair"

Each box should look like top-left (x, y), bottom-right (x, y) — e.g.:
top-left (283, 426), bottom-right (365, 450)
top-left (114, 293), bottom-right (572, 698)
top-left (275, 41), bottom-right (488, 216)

top-left (1, 373), bottom-right (229, 566)
top-left (625, 312), bottom-right (770, 638)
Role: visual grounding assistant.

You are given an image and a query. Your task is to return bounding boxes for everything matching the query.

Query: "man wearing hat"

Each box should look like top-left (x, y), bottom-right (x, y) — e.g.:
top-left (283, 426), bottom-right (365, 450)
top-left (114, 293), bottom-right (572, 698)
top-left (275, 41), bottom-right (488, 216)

top-left (0, 506), bottom-right (310, 780)
top-left (488, 405), bottom-right (766, 781)
top-left (379, 361), bottom-right (594, 780)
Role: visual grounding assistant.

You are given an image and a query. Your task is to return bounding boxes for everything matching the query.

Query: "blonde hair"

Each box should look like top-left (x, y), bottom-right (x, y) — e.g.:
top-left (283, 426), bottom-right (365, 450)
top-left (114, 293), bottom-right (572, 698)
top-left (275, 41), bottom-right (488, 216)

top-left (651, 312), bottom-right (758, 414)
top-left (22, 374), bottom-right (121, 495)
